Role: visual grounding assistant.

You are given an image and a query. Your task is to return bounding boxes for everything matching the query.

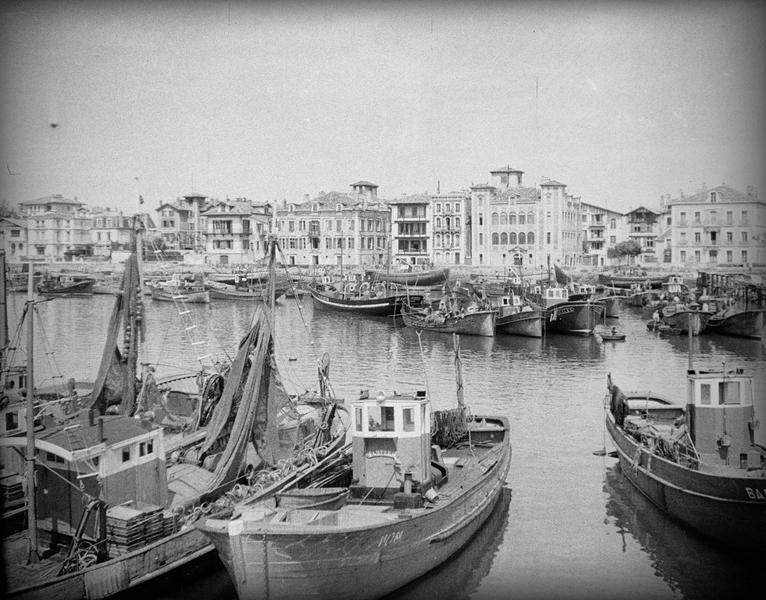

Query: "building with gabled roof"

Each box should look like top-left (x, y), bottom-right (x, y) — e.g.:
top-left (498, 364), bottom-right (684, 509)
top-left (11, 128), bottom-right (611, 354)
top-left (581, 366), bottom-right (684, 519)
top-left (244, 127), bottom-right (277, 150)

top-left (623, 205), bottom-right (662, 265)
top-left (200, 198), bottom-right (271, 266)
top-left (580, 201), bottom-right (625, 267)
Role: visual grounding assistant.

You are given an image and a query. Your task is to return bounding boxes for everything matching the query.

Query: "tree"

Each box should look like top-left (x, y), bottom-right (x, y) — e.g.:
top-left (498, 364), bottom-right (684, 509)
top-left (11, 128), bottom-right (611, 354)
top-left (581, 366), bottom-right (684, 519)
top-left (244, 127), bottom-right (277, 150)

top-left (610, 240), bottom-right (642, 264)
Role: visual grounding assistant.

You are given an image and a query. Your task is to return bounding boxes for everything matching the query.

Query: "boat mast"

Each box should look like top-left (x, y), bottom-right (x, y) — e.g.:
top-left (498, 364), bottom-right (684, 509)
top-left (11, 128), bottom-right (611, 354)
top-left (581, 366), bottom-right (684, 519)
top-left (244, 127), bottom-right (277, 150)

top-left (452, 333), bottom-right (466, 417)
top-left (24, 263), bottom-right (39, 563)
top-left (1, 250), bottom-right (8, 355)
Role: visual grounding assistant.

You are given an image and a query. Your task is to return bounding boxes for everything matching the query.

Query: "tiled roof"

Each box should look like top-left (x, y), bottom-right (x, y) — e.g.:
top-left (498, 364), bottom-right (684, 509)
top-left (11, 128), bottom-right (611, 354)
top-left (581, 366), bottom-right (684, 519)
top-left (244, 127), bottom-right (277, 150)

top-left (350, 181), bottom-right (378, 188)
top-left (496, 187), bottom-right (539, 202)
top-left (669, 185), bottom-right (754, 205)
top-left (540, 179), bottom-right (566, 187)
top-left (20, 194), bottom-right (83, 206)
top-left (490, 165), bottom-right (523, 173)
top-left (387, 193), bottom-right (431, 205)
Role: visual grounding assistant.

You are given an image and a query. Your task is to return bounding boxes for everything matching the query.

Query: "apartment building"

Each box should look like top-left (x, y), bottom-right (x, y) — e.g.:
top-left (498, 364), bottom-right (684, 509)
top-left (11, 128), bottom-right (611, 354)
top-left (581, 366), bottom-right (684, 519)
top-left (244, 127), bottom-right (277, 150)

top-left (15, 194), bottom-right (91, 261)
top-left (155, 193), bottom-right (207, 251)
top-left (668, 184), bottom-right (765, 267)
top-left (387, 193), bottom-right (431, 267)
top-left (431, 191), bottom-right (469, 266)
top-left (275, 181), bottom-right (390, 268)
top-left (201, 198), bottom-right (271, 266)
top-left (580, 202), bottom-right (625, 267)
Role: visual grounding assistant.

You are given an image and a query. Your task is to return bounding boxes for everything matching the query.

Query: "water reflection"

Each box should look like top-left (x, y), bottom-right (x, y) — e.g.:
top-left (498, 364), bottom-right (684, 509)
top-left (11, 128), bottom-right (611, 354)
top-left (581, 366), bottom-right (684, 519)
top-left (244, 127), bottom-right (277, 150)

top-left (602, 464), bottom-right (761, 599)
top-left (384, 487), bottom-right (513, 600)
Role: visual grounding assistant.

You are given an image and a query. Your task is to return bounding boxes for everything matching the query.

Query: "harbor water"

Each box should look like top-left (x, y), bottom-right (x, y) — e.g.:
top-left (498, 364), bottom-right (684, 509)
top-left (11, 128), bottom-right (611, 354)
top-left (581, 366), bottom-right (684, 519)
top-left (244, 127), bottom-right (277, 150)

top-left (5, 292), bottom-right (764, 600)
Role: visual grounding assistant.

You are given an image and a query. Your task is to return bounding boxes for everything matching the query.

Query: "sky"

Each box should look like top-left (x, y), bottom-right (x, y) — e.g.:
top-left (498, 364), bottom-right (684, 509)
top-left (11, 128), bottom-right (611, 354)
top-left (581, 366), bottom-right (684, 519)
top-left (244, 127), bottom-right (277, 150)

top-left (1, 1), bottom-right (764, 215)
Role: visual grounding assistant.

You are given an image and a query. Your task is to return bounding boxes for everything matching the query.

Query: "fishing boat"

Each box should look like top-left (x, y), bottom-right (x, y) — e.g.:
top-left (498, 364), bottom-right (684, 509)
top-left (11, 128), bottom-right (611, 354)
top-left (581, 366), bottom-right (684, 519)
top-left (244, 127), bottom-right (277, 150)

top-left (659, 303), bottom-right (713, 335)
top-left (364, 266), bottom-right (450, 287)
top-left (206, 279), bottom-right (290, 301)
top-left (528, 286), bottom-right (603, 336)
top-left (36, 274), bottom-right (96, 295)
top-left (150, 273), bottom-right (210, 304)
top-left (400, 299), bottom-right (495, 337)
top-left (492, 292), bottom-right (544, 338)
top-left (604, 367), bottom-right (766, 555)
top-left (597, 269), bottom-right (669, 290)
top-left (1, 234), bottom-right (351, 599)
top-left (705, 307), bottom-right (765, 340)
top-left (309, 278), bottom-right (423, 317)
top-left (198, 335), bottom-right (512, 600)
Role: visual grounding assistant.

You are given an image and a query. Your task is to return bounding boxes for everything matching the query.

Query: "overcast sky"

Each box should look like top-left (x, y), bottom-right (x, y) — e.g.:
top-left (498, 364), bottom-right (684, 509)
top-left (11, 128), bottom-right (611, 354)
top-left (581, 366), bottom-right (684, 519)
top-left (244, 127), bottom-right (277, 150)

top-left (1, 1), bottom-right (764, 215)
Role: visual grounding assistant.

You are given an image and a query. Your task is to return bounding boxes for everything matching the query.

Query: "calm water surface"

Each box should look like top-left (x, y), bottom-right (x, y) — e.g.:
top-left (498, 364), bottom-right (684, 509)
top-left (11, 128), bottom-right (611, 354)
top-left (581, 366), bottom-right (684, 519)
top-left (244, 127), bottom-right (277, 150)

top-left (6, 292), bottom-right (765, 600)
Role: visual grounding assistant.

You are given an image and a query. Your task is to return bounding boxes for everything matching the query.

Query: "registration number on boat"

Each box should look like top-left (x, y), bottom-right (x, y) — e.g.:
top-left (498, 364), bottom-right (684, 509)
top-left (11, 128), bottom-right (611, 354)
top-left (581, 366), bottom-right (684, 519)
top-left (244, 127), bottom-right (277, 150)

top-left (745, 487), bottom-right (766, 501)
top-left (378, 530), bottom-right (403, 547)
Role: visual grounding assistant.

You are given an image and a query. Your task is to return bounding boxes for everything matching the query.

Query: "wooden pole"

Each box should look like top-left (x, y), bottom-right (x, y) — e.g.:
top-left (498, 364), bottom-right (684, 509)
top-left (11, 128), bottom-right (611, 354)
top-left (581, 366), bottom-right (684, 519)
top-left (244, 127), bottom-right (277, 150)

top-left (687, 312), bottom-right (694, 371)
top-left (25, 264), bottom-right (38, 563)
top-left (453, 333), bottom-right (465, 416)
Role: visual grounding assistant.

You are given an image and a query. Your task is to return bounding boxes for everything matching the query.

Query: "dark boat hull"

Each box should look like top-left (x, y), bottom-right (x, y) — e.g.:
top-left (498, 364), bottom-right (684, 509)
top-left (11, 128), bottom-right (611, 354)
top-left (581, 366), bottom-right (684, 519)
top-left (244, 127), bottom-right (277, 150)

top-left (309, 287), bottom-right (422, 316)
top-left (606, 412), bottom-right (766, 554)
top-left (661, 310), bottom-right (712, 335)
top-left (37, 279), bottom-right (95, 295)
top-left (495, 309), bottom-right (544, 337)
top-left (544, 301), bottom-right (603, 336)
top-left (706, 309), bottom-right (764, 339)
top-left (364, 267), bottom-right (449, 286)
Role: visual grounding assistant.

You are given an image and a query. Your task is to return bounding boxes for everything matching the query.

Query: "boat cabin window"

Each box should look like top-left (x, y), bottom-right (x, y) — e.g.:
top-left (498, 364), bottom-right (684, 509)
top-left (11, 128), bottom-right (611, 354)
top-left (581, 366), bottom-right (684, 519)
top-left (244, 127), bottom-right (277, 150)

top-left (368, 406), bottom-right (395, 432)
top-left (403, 408), bottom-right (415, 432)
top-left (700, 384), bottom-right (711, 405)
top-left (355, 407), bottom-right (363, 432)
top-left (719, 381), bottom-right (741, 405)
top-left (5, 411), bottom-right (18, 430)
top-left (46, 451), bottom-right (65, 464)
top-left (122, 447), bottom-right (131, 463)
top-left (139, 440), bottom-right (154, 457)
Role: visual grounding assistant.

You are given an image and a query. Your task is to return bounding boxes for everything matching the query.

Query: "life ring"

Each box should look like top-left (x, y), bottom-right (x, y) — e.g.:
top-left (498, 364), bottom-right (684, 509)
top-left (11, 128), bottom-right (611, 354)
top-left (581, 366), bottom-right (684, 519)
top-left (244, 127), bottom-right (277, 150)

top-left (359, 282), bottom-right (370, 294)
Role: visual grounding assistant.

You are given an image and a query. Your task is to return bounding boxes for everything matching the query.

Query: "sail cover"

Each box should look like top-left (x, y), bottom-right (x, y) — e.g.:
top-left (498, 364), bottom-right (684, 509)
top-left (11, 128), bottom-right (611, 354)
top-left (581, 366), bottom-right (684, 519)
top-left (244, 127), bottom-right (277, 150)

top-left (198, 305), bottom-right (287, 494)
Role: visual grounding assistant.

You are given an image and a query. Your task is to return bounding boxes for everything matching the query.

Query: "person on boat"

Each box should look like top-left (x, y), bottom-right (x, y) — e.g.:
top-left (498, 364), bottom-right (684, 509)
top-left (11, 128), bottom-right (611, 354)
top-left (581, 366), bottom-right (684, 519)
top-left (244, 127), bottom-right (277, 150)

top-left (652, 310), bottom-right (660, 324)
top-left (611, 327), bottom-right (617, 336)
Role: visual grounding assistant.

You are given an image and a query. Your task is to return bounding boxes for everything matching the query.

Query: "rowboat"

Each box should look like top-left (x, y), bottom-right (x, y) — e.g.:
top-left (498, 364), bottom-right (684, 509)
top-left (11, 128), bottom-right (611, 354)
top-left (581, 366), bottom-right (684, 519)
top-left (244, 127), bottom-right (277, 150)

top-left (198, 336), bottom-right (512, 600)
top-left (604, 369), bottom-right (766, 554)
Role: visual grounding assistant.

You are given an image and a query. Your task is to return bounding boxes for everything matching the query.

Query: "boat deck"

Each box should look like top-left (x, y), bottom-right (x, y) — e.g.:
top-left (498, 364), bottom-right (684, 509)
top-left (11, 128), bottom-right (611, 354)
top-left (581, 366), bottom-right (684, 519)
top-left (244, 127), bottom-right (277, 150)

top-left (233, 433), bottom-right (505, 533)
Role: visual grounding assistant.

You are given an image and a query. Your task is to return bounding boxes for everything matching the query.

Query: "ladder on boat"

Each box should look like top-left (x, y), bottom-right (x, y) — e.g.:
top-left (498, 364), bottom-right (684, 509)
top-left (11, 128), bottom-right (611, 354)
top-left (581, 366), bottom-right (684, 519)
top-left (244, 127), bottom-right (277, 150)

top-left (172, 294), bottom-right (217, 373)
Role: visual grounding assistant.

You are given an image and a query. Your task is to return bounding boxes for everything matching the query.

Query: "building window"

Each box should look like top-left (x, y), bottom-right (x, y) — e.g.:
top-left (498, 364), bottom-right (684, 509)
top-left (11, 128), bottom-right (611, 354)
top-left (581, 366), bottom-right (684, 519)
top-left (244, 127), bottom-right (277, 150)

top-left (546, 232), bottom-right (551, 244)
top-left (528, 212), bottom-right (535, 225)
top-left (742, 250), bottom-right (748, 263)
top-left (742, 232), bottom-right (748, 242)
top-left (741, 210), bottom-right (748, 225)
top-left (694, 232), bottom-right (701, 243)
top-left (694, 250), bottom-right (701, 262)
top-left (519, 232), bottom-right (526, 244)
top-left (479, 214), bottom-right (483, 226)
top-left (726, 231), bottom-right (733, 242)
top-left (528, 232), bottom-right (535, 244)
top-left (680, 250), bottom-right (686, 262)
top-left (726, 250), bottom-right (733, 262)
top-left (492, 233), bottom-right (499, 245)
top-left (491, 213), bottom-right (499, 225)
top-left (509, 213), bottom-right (517, 225)
top-left (710, 191), bottom-right (717, 202)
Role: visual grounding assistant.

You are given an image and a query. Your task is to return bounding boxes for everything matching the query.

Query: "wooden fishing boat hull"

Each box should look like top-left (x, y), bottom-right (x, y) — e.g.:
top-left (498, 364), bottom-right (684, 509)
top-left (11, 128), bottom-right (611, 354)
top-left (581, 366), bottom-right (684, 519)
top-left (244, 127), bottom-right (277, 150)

top-left (7, 526), bottom-right (215, 600)
top-left (705, 309), bottom-right (764, 340)
top-left (199, 417), bottom-right (511, 600)
top-left (495, 309), bottom-right (544, 337)
top-left (150, 287), bottom-right (210, 303)
top-left (660, 310), bottom-right (712, 335)
top-left (37, 279), bottom-right (96, 295)
top-left (401, 305), bottom-right (496, 336)
top-left (364, 267), bottom-right (449, 287)
top-left (600, 296), bottom-right (622, 318)
top-left (597, 274), bottom-right (668, 289)
top-left (207, 283), bottom-right (290, 301)
top-left (309, 286), bottom-right (422, 316)
top-left (544, 301), bottom-right (603, 336)
top-left (606, 411), bottom-right (766, 554)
